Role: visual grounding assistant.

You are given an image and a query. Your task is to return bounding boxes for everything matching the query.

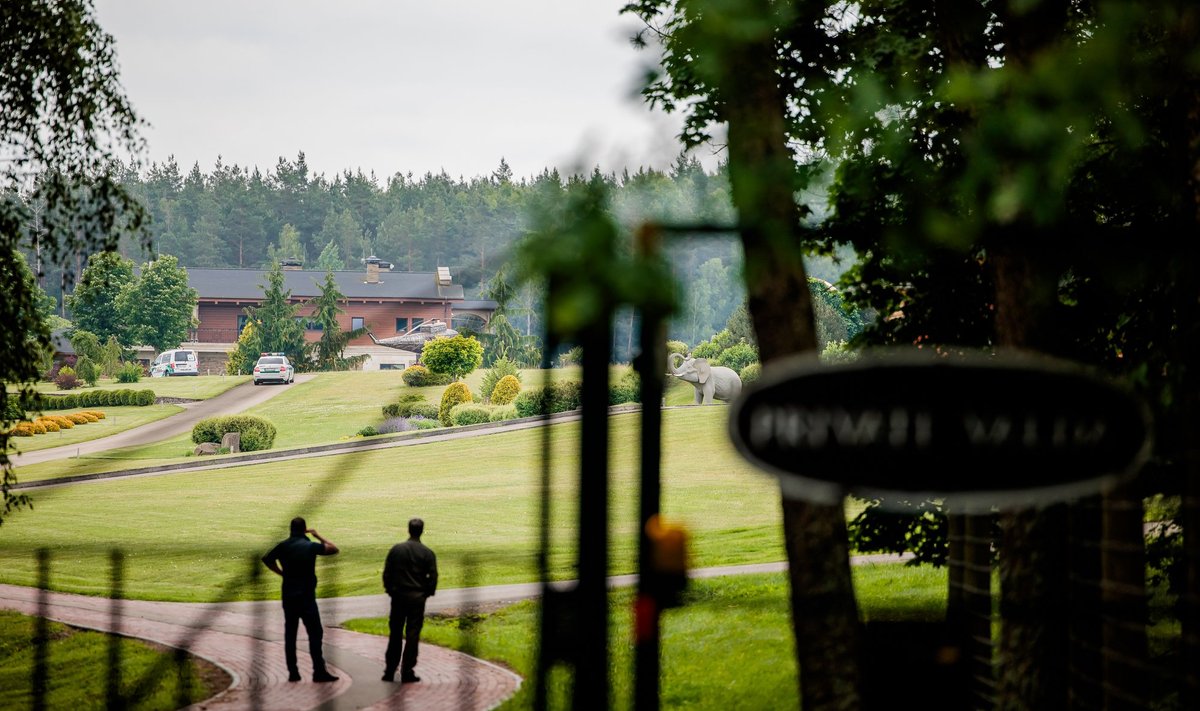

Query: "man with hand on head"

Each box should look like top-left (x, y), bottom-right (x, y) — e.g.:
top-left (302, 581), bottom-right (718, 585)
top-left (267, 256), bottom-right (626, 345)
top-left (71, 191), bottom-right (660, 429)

top-left (262, 516), bottom-right (340, 683)
top-left (381, 517), bottom-right (438, 683)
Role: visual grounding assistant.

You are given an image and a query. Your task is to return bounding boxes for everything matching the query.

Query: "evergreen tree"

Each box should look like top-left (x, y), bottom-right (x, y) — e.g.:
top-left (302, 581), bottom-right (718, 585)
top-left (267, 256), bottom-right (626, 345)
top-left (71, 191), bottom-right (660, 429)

top-left (309, 271), bottom-right (362, 370)
top-left (266, 224), bottom-right (306, 267)
top-left (315, 240), bottom-right (344, 271)
top-left (243, 262), bottom-right (307, 367)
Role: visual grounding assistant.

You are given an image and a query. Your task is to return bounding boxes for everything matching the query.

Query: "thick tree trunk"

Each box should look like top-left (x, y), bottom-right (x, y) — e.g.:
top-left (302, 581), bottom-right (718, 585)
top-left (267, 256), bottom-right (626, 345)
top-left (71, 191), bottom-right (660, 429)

top-left (721, 11), bottom-right (861, 709)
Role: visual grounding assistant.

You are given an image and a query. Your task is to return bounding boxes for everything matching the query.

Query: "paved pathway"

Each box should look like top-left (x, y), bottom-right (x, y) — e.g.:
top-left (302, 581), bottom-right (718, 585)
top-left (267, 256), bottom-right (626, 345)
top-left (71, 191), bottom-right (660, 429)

top-left (10, 376), bottom-right (315, 468)
top-left (0, 555), bottom-right (908, 710)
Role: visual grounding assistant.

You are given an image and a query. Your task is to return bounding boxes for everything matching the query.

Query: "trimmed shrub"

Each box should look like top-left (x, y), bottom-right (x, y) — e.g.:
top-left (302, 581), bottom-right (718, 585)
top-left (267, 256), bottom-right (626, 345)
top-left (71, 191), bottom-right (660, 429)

top-left (489, 405), bottom-right (519, 422)
top-left (79, 412), bottom-right (99, 423)
top-left (67, 413), bottom-right (90, 425)
top-left (408, 402), bottom-right (440, 420)
top-left (514, 387), bottom-right (551, 417)
top-left (137, 390), bottom-right (156, 406)
top-left (438, 382), bottom-right (473, 426)
top-left (490, 375), bottom-right (522, 405)
top-left (399, 393), bottom-right (425, 403)
top-left (382, 399), bottom-right (438, 419)
top-left (715, 342), bottom-right (758, 373)
top-left (50, 416), bottom-right (74, 429)
top-left (740, 362), bottom-right (761, 385)
top-left (36, 418), bottom-right (59, 432)
top-left (449, 404), bottom-right (492, 426)
top-left (10, 423), bottom-right (35, 437)
top-left (82, 410), bottom-right (106, 420)
top-left (401, 365), bottom-right (451, 387)
top-left (55, 366), bottom-right (80, 391)
top-left (191, 415), bottom-right (277, 452)
top-left (550, 380), bottom-right (582, 412)
top-left (358, 425), bottom-right (379, 437)
top-left (29, 421), bottom-right (47, 434)
top-left (382, 403), bottom-right (402, 418)
top-left (408, 416), bottom-right (440, 430)
top-left (479, 356), bottom-right (521, 403)
top-left (609, 371), bottom-right (641, 405)
top-left (117, 361), bottom-right (143, 383)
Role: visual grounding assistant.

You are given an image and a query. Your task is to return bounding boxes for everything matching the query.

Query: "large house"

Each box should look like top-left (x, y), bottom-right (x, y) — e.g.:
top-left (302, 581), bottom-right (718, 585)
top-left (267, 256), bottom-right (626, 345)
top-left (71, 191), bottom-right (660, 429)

top-left (178, 258), bottom-right (495, 373)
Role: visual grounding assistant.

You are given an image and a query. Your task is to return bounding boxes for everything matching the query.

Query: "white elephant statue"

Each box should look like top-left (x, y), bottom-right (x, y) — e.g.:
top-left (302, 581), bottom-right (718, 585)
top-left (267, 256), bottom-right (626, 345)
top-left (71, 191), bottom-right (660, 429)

top-left (668, 353), bottom-right (742, 405)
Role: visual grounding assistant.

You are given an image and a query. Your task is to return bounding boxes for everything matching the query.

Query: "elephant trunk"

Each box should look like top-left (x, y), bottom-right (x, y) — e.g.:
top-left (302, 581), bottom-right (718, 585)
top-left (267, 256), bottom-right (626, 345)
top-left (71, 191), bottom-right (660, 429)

top-left (668, 352), bottom-right (686, 375)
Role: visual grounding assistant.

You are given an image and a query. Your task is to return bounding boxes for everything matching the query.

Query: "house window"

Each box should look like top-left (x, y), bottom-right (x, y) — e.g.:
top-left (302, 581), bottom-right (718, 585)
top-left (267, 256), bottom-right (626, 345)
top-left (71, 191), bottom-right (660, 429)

top-left (412, 317), bottom-right (424, 329)
top-left (351, 317), bottom-right (365, 331)
top-left (237, 314), bottom-right (248, 335)
top-left (307, 320), bottom-right (323, 331)
top-left (395, 317), bottom-right (408, 333)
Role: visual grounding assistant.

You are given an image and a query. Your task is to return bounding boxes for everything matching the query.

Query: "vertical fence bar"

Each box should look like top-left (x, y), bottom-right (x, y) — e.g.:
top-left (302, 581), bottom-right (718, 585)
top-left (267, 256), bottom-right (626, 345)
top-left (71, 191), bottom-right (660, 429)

top-left (534, 331), bottom-right (556, 711)
top-left (1068, 497), bottom-right (1103, 710)
top-left (249, 555), bottom-right (264, 711)
top-left (634, 224), bottom-right (666, 711)
top-left (459, 554), bottom-right (480, 711)
top-left (107, 549), bottom-right (125, 710)
top-left (1100, 488), bottom-right (1149, 710)
top-left (33, 548), bottom-right (50, 711)
top-left (573, 318), bottom-right (612, 711)
top-left (963, 515), bottom-right (995, 710)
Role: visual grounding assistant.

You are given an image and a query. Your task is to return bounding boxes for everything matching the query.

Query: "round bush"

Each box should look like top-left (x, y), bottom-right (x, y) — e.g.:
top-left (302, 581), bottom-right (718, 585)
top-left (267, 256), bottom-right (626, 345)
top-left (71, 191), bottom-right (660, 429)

top-left (550, 380), bottom-right (582, 412)
top-left (137, 390), bottom-right (156, 406)
top-left (82, 410), bottom-right (106, 420)
top-left (608, 371), bottom-right (641, 405)
top-left (438, 382), bottom-right (473, 426)
top-left (10, 423), bottom-right (34, 437)
top-left (407, 417), bottom-right (441, 430)
top-left (479, 357), bottom-right (521, 404)
top-left (55, 366), bottom-right (80, 391)
top-left (489, 405), bottom-right (518, 422)
top-left (401, 365), bottom-right (452, 387)
top-left (382, 403), bottom-right (403, 418)
top-left (37, 418), bottom-right (60, 432)
top-left (449, 404), bottom-right (493, 426)
top-left (67, 413), bottom-right (90, 425)
top-left (490, 375), bottom-right (522, 405)
top-left (358, 425), bottom-right (379, 437)
top-left (191, 415), bottom-right (277, 452)
top-left (740, 362), bottom-right (761, 385)
top-left (407, 402), bottom-right (440, 420)
top-left (29, 421), bottom-right (47, 434)
top-left (117, 362), bottom-right (143, 383)
top-left (716, 342), bottom-right (758, 374)
top-left (81, 412), bottom-right (100, 422)
top-left (50, 416), bottom-right (74, 429)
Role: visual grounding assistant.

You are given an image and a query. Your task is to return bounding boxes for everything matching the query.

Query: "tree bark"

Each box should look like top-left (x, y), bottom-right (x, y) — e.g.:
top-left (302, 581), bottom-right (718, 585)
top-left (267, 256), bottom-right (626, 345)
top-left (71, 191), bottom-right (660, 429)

top-left (720, 9), bottom-right (861, 708)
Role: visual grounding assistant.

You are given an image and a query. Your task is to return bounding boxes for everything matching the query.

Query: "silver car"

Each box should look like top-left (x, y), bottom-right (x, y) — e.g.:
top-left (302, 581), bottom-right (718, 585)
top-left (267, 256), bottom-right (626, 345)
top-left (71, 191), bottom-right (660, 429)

top-left (252, 354), bottom-right (295, 385)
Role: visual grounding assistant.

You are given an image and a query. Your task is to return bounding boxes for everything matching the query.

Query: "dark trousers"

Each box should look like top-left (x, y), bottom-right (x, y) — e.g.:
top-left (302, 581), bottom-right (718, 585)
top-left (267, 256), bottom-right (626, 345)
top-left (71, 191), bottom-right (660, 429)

top-left (283, 595), bottom-right (328, 676)
top-left (384, 594), bottom-right (427, 674)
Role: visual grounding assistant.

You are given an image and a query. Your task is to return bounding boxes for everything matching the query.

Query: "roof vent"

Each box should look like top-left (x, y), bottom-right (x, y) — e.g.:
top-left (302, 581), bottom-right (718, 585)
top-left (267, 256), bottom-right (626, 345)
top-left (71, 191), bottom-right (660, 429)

top-left (279, 258), bottom-right (303, 271)
top-left (437, 267), bottom-right (452, 286)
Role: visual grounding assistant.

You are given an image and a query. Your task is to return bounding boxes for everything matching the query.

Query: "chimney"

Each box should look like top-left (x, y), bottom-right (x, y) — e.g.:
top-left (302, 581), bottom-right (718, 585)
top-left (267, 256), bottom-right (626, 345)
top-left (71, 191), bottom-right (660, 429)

top-left (280, 258), bottom-right (303, 271)
top-left (437, 266), bottom-right (452, 286)
top-left (365, 255), bottom-right (381, 284)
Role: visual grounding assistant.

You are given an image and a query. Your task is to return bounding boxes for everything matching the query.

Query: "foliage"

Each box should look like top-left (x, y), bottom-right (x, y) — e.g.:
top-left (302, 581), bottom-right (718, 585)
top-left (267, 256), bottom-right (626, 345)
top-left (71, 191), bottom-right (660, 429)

top-left (266, 224), bottom-right (306, 267)
top-left (400, 364), bottom-right (450, 387)
top-left (116, 255), bottom-right (197, 351)
top-left (74, 356), bottom-right (100, 386)
top-left (116, 361), bottom-right (143, 383)
top-left (357, 425), bottom-right (378, 437)
top-left (449, 403), bottom-right (493, 426)
top-left (666, 340), bottom-right (689, 357)
top-left (65, 252), bottom-right (136, 343)
top-left (99, 336), bottom-right (125, 378)
top-left (315, 239), bottom-right (345, 271)
top-left (557, 346), bottom-right (583, 367)
top-left (479, 356), bottom-right (521, 403)
top-left (438, 382), bottom-right (473, 426)
top-left (820, 341), bottom-right (857, 364)
top-left (309, 270), bottom-right (364, 371)
top-left (225, 320), bottom-right (258, 376)
top-left (609, 371), bottom-right (641, 405)
top-left (54, 366), bottom-right (80, 391)
top-left (68, 330), bottom-right (102, 363)
top-left (513, 380), bottom-right (584, 417)
top-left (714, 342), bottom-right (757, 373)
top-left (191, 415), bottom-right (277, 452)
top-left (240, 262), bottom-right (308, 367)
top-left (739, 362), bottom-right (761, 385)
top-left (35, 417), bottom-right (59, 432)
top-left (382, 399), bottom-right (439, 420)
top-left (421, 335), bottom-right (484, 382)
top-left (490, 375), bottom-right (522, 406)
top-left (376, 417), bottom-right (431, 435)
top-left (488, 405), bottom-right (519, 422)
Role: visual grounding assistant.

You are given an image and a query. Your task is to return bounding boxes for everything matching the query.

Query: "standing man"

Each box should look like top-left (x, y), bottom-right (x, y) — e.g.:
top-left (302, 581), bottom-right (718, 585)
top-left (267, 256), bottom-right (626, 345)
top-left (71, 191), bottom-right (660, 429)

top-left (262, 516), bottom-right (340, 683)
top-left (381, 517), bottom-right (438, 683)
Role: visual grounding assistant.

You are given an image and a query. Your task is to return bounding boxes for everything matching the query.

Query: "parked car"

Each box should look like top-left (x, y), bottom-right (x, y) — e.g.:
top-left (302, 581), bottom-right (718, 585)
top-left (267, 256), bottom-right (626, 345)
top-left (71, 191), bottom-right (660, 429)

top-left (150, 349), bottom-right (199, 377)
top-left (253, 353), bottom-right (294, 385)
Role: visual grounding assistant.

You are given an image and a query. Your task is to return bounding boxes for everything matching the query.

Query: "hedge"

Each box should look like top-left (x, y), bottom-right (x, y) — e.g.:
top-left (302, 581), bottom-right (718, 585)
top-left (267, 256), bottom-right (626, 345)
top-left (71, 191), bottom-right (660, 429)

top-left (382, 399), bottom-right (439, 420)
top-left (191, 415), bottom-right (277, 452)
top-left (38, 389), bottom-right (155, 410)
top-left (401, 365), bottom-right (452, 387)
top-left (449, 404), bottom-right (492, 426)
top-left (489, 405), bottom-right (519, 422)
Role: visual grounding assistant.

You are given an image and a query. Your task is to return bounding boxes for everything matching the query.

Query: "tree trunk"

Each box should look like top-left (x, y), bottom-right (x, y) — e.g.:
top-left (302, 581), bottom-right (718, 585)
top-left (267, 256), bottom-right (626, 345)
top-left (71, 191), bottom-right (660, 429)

top-left (721, 9), bottom-right (861, 708)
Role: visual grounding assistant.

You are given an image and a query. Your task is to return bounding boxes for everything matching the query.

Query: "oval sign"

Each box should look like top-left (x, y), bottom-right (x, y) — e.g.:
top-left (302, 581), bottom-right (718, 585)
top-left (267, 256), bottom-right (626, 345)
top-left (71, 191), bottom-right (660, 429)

top-left (728, 350), bottom-right (1152, 510)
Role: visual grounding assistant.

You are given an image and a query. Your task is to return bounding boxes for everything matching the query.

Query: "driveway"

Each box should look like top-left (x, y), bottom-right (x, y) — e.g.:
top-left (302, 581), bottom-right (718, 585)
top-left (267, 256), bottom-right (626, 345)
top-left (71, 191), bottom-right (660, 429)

top-left (9, 375), bottom-right (316, 468)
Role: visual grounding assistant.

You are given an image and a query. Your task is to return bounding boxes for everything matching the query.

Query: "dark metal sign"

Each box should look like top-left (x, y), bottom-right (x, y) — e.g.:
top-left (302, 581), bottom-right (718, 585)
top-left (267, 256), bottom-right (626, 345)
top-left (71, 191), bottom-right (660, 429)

top-left (728, 350), bottom-right (1152, 510)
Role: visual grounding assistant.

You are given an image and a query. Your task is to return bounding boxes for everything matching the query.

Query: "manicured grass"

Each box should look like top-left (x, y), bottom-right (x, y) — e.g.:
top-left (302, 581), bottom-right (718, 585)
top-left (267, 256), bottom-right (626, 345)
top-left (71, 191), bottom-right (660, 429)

top-left (0, 407), bottom-right (800, 601)
top-left (0, 610), bottom-right (227, 710)
top-left (8, 405), bottom-right (184, 453)
top-left (343, 564), bottom-right (948, 710)
top-left (35, 375), bottom-right (249, 400)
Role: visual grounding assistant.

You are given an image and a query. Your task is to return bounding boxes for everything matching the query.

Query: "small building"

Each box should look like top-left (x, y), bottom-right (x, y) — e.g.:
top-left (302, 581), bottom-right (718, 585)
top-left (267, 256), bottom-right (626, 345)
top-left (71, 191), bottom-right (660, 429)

top-left (182, 259), bottom-right (495, 373)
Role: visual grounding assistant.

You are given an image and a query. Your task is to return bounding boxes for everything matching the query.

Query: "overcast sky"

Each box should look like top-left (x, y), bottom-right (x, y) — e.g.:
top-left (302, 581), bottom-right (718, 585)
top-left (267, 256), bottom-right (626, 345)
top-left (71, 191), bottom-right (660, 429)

top-left (94, 1), bottom-right (705, 183)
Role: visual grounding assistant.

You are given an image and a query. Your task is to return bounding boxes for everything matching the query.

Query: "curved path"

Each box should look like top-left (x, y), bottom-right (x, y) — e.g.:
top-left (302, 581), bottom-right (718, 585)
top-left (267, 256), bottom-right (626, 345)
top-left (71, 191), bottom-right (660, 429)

top-left (10, 376), bottom-right (316, 468)
top-left (0, 555), bottom-right (906, 710)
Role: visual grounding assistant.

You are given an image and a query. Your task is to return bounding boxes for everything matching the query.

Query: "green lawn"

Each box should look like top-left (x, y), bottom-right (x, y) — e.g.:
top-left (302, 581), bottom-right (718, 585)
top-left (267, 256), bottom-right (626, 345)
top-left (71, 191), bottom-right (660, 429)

top-left (344, 565), bottom-right (949, 710)
top-left (0, 610), bottom-right (226, 710)
top-left (34, 375), bottom-right (249, 400)
top-left (8, 405), bottom-right (184, 453)
top-left (0, 407), bottom-right (801, 601)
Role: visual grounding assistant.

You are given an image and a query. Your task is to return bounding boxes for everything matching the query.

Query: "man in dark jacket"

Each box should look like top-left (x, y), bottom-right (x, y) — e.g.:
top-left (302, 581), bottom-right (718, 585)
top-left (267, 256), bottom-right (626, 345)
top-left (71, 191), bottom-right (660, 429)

top-left (381, 517), bottom-right (438, 683)
top-left (261, 517), bottom-right (340, 683)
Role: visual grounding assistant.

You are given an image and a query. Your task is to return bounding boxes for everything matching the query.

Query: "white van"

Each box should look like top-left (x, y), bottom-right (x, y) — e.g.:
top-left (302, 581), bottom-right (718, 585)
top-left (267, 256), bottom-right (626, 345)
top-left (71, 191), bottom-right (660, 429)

top-left (150, 349), bottom-right (199, 377)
